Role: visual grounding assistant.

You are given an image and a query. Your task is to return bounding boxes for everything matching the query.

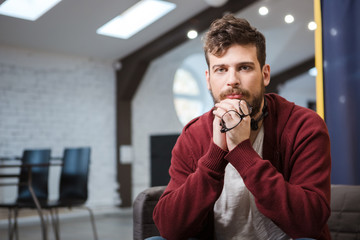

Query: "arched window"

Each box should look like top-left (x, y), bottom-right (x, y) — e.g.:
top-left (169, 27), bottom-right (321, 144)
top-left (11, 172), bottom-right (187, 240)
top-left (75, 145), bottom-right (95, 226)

top-left (173, 53), bottom-right (213, 126)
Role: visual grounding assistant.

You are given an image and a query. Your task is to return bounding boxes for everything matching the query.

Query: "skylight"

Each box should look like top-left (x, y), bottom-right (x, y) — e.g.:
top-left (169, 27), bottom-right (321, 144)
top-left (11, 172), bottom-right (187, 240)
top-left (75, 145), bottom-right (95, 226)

top-left (0, 0), bottom-right (62, 21)
top-left (97, 0), bottom-right (176, 40)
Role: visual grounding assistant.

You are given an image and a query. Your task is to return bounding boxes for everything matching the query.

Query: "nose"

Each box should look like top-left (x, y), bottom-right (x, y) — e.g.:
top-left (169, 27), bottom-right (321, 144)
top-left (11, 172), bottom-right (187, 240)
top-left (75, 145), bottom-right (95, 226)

top-left (226, 69), bottom-right (240, 87)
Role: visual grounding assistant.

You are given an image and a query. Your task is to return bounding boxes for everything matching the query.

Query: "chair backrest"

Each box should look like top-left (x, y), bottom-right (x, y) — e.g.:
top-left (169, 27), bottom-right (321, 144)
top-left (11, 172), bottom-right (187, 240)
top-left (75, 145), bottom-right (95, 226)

top-left (17, 149), bottom-right (51, 203)
top-left (59, 147), bottom-right (91, 204)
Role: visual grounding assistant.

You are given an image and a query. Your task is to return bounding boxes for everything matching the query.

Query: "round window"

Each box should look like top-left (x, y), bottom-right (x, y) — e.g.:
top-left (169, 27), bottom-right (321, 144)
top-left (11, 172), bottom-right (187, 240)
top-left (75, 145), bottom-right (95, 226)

top-left (173, 53), bottom-right (213, 126)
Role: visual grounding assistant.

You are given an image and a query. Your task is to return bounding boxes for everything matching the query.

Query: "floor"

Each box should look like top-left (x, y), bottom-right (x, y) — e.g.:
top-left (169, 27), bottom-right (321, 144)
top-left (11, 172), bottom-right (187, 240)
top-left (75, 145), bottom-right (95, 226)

top-left (0, 207), bottom-right (133, 240)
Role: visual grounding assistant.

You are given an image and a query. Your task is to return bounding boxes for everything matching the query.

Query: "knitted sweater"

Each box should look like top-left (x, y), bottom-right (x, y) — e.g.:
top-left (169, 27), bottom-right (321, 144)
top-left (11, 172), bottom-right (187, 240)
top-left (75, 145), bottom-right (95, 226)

top-left (153, 93), bottom-right (331, 240)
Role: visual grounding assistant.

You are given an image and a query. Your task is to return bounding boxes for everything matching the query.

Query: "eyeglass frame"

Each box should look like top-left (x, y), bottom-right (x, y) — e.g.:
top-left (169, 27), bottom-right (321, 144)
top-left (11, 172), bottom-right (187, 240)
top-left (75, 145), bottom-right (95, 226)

top-left (220, 100), bottom-right (253, 133)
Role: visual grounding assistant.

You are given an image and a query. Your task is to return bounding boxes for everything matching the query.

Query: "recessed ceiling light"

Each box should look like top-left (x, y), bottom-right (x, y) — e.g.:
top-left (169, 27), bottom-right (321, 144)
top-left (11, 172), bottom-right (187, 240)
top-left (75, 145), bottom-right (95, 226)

top-left (0, 0), bottom-right (61, 21)
top-left (97, 0), bottom-right (176, 40)
top-left (308, 21), bottom-right (317, 31)
top-left (258, 6), bottom-right (269, 16)
top-left (308, 67), bottom-right (317, 77)
top-left (203, 0), bottom-right (228, 7)
top-left (284, 14), bottom-right (294, 24)
top-left (187, 30), bottom-right (198, 39)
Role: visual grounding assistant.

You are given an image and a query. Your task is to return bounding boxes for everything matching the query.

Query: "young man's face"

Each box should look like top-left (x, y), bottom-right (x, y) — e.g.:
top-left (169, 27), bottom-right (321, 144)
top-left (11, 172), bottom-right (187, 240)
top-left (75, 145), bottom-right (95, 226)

top-left (205, 44), bottom-right (270, 117)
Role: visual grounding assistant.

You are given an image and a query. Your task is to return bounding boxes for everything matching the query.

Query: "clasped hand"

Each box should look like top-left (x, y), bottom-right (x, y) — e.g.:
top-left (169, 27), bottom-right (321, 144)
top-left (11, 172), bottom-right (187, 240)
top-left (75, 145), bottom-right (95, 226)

top-left (212, 99), bottom-right (251, 151)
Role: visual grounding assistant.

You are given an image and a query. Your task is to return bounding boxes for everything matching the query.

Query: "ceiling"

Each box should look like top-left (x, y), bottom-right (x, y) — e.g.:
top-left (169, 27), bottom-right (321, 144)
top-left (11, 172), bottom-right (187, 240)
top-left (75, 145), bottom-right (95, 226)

top-left (0, 0), bottom-right (209, 61)
top-left (237, 0), bottom-right (315, 75)
top-left (0, 0), bottom-right (315, 74)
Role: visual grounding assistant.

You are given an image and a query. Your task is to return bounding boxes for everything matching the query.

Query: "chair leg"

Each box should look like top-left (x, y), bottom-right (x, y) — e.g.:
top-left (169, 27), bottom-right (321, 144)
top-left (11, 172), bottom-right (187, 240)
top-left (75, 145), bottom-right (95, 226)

top-left (13, 208), bottom-right (19, 240)
top-left (49, 208), bottom-right (60, 240)
top-left (54, 208), bottom-right (60, 240)
top-left (83, 206), bottom-right (98, 240)
top-left (7, 208), bottom-right (15, 240)
top-left (27, 183), bottom-right (47, 240)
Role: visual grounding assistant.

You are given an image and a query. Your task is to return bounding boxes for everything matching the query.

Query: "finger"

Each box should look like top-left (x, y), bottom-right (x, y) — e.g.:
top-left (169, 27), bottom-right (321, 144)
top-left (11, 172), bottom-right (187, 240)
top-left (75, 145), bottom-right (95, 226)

top-left (215, 99), bottom-right (240, 113)
top-left (213, 114), bottom-right (222, 128)
top-left (212, 107), bottom-right (228, 119)
top-left (212, 116), bottom-right (228, 150)
top-left (239, 100), bottom-right (250, 115)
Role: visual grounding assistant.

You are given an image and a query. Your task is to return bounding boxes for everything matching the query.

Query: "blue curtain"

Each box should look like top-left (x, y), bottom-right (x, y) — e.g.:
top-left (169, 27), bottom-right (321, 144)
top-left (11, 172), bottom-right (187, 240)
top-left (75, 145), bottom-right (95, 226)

top-left (322, 0), bottom-right (360, 184)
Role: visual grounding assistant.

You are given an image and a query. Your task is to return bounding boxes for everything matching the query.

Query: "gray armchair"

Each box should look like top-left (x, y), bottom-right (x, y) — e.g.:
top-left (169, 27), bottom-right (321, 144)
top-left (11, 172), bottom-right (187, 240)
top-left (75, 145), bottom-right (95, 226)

top-left (133, 184), bottom-right (360, 240)
top-left (133, 186), bottom-right (166, 240)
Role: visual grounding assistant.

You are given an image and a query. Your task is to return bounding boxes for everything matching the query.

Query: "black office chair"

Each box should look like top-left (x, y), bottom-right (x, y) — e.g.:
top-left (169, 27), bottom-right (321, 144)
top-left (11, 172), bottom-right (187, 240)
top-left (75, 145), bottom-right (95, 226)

top-left (46, 147), bottom-right (98, 240)
top-left (0, 148), bottom-right (51, 240)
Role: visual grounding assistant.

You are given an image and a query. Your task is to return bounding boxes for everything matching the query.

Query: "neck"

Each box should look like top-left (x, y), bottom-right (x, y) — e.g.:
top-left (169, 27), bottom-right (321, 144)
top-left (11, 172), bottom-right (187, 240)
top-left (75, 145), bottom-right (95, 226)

top-left (250, 120), bottom-right (263, 144)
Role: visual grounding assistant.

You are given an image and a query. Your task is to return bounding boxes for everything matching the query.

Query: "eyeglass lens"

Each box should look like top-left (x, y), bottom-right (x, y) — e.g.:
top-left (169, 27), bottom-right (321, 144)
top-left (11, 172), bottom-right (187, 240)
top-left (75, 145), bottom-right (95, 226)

top-left (220, 100), bottom-right (252, 133)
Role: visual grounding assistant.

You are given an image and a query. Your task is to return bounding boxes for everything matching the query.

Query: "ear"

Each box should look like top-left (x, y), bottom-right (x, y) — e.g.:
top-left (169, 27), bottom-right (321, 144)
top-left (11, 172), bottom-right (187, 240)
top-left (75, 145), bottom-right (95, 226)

top-left (205, 69), bottom-right (211, 90)
top-left (262, 64), bottom-right (270, 87)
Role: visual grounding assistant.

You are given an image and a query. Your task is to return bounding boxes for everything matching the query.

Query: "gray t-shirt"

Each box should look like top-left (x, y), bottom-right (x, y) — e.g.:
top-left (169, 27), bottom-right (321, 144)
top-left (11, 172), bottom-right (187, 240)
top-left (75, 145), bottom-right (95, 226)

top-left (214, 126), bottom-right (291, 240)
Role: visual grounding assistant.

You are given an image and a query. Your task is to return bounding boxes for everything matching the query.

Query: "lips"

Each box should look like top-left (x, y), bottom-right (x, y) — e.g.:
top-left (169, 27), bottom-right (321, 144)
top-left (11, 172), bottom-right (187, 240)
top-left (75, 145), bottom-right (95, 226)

top-left (226, 94), bottom-right (243, 99)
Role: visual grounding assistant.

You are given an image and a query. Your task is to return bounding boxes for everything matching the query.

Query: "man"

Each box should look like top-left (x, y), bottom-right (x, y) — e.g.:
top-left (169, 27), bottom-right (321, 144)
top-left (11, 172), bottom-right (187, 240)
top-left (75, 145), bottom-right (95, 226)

top-left (153, 14), bottom-right (331, 240)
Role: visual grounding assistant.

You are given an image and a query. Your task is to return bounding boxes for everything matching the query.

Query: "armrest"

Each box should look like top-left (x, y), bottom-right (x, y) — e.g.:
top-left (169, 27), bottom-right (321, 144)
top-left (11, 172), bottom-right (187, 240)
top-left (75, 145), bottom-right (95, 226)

top-left (133, 186), bottom-right (166, 240)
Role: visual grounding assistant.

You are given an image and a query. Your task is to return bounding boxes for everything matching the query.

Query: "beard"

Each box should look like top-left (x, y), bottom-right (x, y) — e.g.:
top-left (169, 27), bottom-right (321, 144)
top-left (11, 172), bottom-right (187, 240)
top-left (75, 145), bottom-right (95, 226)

top-left (209, 80), bottom-right (265, 118)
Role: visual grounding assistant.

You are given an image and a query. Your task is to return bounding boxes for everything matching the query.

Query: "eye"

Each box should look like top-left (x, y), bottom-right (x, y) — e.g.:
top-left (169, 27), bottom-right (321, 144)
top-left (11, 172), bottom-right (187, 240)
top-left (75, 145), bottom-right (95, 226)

top-left (214, 67), bottom-right (226, 73)
top-left (239, 65), bottom-right (251, 71)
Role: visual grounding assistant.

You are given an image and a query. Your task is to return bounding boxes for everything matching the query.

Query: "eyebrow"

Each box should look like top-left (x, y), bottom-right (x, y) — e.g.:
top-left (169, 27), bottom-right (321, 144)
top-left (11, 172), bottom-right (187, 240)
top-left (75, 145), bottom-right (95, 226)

top-left (211, 61), bottom-right (255, 70)
top-left (211, 64), bottom-right (226, 70)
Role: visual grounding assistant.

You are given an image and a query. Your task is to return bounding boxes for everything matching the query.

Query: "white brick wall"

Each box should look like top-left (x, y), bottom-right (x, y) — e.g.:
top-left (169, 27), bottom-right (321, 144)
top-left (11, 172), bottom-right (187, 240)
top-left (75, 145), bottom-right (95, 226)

top-left (0, 45), bottom-right (119, 207)
top-left (132, 37), bottom-right (205, 199)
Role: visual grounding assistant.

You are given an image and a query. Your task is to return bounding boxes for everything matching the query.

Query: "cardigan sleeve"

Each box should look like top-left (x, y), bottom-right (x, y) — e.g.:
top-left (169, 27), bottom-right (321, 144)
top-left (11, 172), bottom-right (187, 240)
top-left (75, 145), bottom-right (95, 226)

top-left (153, 128), bottom-right (228, 240)
top-left (225, 109), bottom-right (331, 239)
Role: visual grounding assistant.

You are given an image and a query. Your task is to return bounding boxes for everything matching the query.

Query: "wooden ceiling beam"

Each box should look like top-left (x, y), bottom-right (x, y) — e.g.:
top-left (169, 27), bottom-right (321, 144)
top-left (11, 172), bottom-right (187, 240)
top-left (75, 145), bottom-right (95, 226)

top-left (116, 0), bottom-right (258, 101)
top-left (266, 56), bottom-right (315, 93)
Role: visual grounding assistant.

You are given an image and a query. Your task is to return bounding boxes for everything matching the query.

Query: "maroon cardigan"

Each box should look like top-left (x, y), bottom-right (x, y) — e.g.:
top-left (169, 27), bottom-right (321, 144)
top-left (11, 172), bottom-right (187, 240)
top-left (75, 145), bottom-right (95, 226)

top-left (153, 93), bottom-right (331, 240)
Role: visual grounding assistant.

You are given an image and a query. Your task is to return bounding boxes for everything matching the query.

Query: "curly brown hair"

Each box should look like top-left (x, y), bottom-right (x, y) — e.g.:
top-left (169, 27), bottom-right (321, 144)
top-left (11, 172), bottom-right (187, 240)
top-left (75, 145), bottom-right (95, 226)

top-left (203, 14), bottom-right (266, 69)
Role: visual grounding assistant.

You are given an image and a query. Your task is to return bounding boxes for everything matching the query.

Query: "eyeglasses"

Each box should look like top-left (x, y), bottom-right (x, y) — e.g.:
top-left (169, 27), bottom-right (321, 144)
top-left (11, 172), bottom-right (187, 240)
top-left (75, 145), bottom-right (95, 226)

top-left (220, 100), bottom-right (253, 133)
